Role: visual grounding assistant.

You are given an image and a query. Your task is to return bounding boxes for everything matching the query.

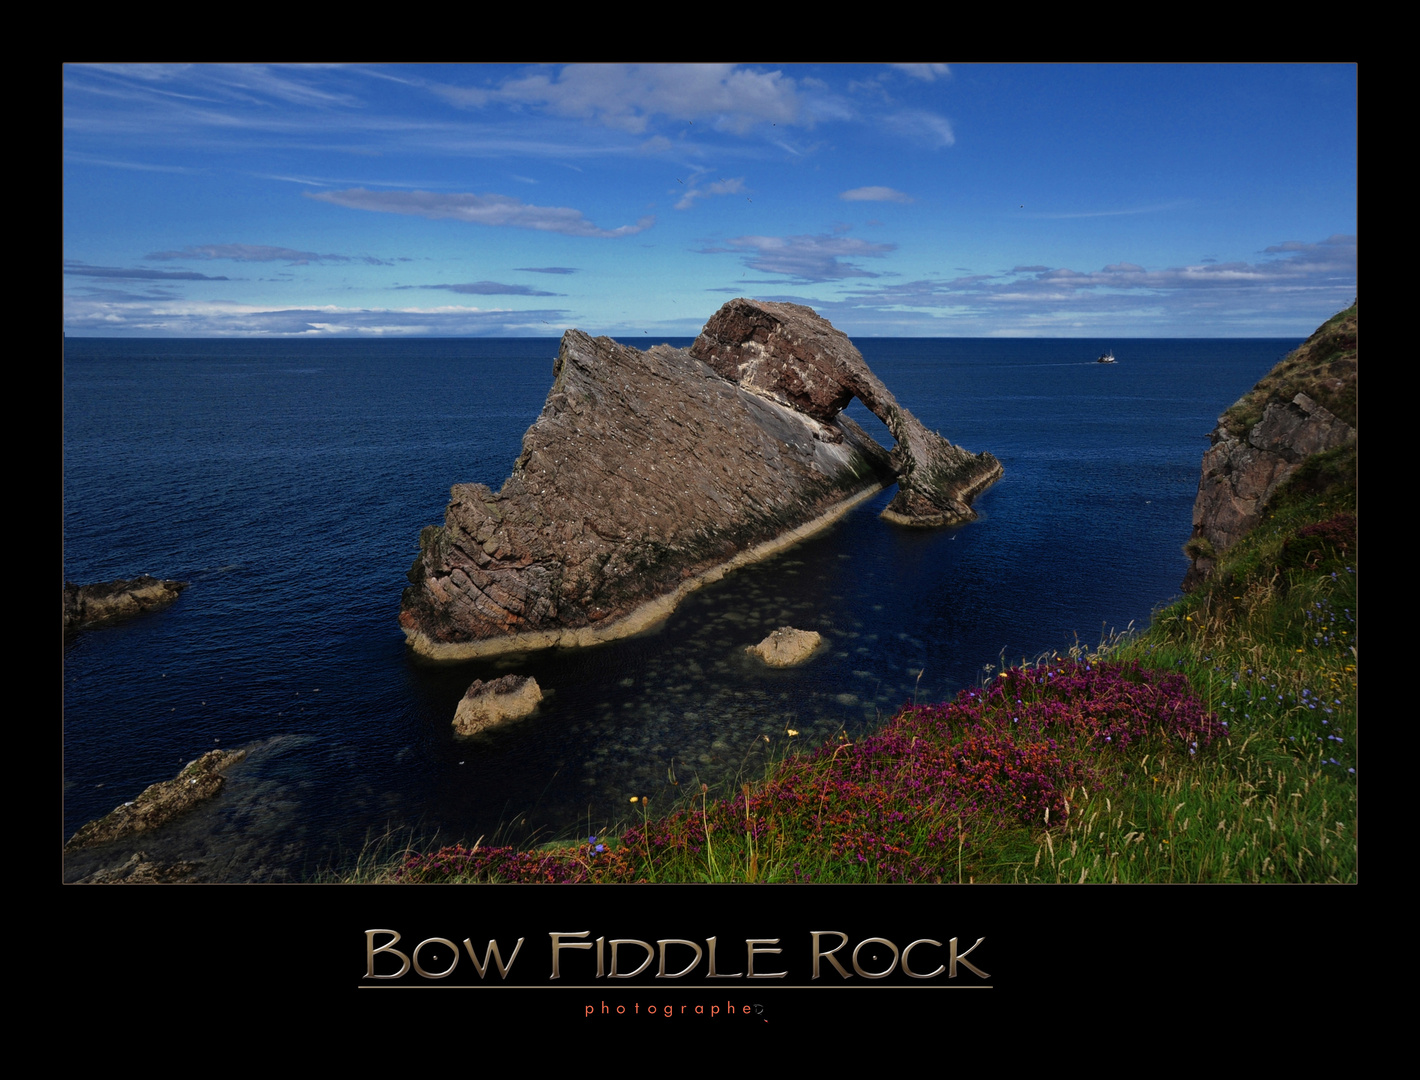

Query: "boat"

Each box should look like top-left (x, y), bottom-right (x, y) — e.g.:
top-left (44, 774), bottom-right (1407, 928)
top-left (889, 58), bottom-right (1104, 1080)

top-left (1096, 349), bottom-right (1116, 364)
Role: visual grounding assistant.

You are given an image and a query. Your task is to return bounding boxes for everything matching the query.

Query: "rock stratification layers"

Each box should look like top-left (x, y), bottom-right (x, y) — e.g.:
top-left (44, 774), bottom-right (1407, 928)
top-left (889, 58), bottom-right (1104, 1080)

top-left (400, 299), bottom-right (1000, 661)
top-left (690, 299), bottom-right (1003, 526)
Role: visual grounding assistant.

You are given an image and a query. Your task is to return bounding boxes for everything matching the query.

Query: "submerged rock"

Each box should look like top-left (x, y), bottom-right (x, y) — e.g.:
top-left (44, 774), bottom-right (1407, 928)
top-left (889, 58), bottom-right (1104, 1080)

top-left (747, 626), bottom-right (823, 667)
top-left (64, 748), bottom-right (246, 851)
top-left (71, 851), bottom-right (202, 885)
top-left (63, 576), bottom-right (189, 635)
top-left (453, 674), bottom-right (543, 735)
top-left (400, 299), bottom-right (1000, 661)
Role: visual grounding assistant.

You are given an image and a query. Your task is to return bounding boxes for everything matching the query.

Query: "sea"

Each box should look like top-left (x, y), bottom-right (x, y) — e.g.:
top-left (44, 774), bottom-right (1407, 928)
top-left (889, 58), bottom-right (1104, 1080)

top-left (60, 334), bottom-right (1297, 882)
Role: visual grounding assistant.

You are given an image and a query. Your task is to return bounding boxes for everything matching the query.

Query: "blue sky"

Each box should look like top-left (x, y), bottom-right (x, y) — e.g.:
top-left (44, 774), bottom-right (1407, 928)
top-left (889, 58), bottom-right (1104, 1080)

top-left (63, 63), bottom-right (1356, 338)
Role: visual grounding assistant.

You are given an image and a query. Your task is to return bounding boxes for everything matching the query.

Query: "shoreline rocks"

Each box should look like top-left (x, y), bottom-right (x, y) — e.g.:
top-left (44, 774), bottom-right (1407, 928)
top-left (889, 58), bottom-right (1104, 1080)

top-left (400, 299), bottom-right (1000, 662)
top-left (747, 626), bottom-right (823, 667)
top-left (64, 748), bottom-right (246, 852)
top-left (63, 576), bottom-right (189, 635)
top-left (71, 852), bottom-right (203, 885)
top-left (453, 674), bottom-right (544, 735)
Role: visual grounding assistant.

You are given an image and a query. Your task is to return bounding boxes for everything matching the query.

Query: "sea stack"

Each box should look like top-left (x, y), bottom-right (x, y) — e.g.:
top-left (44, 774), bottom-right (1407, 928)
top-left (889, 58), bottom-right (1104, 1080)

top-left (399, 299), bottom-right (1002, 661)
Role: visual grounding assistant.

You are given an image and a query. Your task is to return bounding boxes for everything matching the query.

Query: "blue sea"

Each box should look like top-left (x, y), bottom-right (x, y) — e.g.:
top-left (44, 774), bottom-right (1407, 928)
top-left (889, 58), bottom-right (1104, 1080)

top-left (61, 334), bottom-right (1296, 881)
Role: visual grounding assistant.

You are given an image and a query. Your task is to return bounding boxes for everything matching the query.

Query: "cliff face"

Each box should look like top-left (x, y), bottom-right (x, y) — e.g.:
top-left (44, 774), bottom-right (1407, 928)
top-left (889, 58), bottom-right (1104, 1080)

top-left (1183, 304), bottom-right (1357, 590)
top-left (399, 299), bottom-right (1001, 661)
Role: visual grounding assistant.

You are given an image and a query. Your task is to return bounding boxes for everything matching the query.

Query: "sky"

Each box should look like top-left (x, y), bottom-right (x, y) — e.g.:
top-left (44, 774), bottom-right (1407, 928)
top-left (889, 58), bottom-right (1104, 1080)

top-left (63, 63), bottom-right (1357, 339)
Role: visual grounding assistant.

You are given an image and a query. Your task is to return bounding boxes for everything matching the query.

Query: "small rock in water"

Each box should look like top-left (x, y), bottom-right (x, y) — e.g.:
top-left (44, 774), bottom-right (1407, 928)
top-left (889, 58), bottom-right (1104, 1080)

top-left (747, 627), bottom-right (823, 668)
top-left (453, 674), bottom-right (543, 735)
top-left (63, 575), bottom-right (189, 635)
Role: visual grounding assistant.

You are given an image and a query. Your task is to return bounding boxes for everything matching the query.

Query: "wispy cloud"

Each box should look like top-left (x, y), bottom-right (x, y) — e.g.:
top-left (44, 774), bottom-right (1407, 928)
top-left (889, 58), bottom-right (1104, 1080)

top-left (703, 234), bottom-right (897, 281)
top-left (1026, 200), bottom-right (1195, 220)
top-left (65, 64), bottom-right (642, 164)
top-left (64, 260), bottom-right (230, 281)
top-left (823, 234), bottom-right (1358, 333)
top-left (891, 64), bottom-right (951, 82)
top-left (840, 186), bottom-right (914, 204)
top-left (74, 62), bottom-right (362, 110)
top-left (399, 281), bottom-right (561, 297)
top-left (63, 297), bottom-right (571, 337)
top-left (63, 153), bottom-right (200, 173)
top-left (675, 175), bottom-right (746, 210)
top-left (306, 188), bottom-right (653, 238)
top-left (516, 266), bottom-right (578, 275)
top-left (145, 244), bottom-right (352, 265)
top-left (199, 64), bottom-right (365, 109)
top-left (1264, 234), bottom-right (1355, 256)
top-left (882, 109), bottom-right (955, 149)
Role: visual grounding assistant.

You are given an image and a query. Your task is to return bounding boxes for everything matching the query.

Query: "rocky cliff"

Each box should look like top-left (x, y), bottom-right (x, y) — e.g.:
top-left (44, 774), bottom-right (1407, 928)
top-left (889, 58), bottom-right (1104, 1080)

top-left (399, 299), bottom-right (1002, 661)
top-left (1183, 303), bottom-right (1357, 590)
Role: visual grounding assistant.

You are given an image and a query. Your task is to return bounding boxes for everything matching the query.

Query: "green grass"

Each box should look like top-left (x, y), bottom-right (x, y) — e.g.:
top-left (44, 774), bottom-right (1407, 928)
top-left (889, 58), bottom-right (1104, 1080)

top-left (1062, 470), bottom-right (1356, 883)
top-left (1012, 417), bottom-right (1356, 882)
top-left (1221, 302), bottom-right (1356, 433)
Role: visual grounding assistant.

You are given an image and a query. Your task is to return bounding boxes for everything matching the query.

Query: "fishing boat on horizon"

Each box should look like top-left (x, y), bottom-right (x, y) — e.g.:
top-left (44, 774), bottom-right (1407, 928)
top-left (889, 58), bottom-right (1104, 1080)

top-left (1096, 349), bottom-right (1116, 364)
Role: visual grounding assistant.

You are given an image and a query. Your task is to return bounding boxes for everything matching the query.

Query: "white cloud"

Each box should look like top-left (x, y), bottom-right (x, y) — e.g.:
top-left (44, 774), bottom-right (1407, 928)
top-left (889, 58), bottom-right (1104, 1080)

top-left (1264, 234), bottom-right (1355, 255)
top-left (823, 234), bottom-right (1358, 333)
top-left (145, 244), bottom-right (350, 264)
top-left (404, 281), bottom-right (561, 297)
top-left (707, 234), bottom-right (897, 281)
top-left (882, 109), bottom-right (955, 149)
top-left (1027, 200), bottom-right (1195, 220)
top-left (64, 260), bottom-right (229, 281)
top-left (840, 186), bottom-right (914, 204)
top-left (675, 175), bottom-right (747, 210)
top-left (201, 65), bottom-right (364, 109)
top-left (306, 188), bottom-right (653, 238)
top-left (62, 296), bottom-right (568, 337)
top-left (891, 64), bottom-right (951, 82)
top-left (436, 64), bottom-right (803, 134)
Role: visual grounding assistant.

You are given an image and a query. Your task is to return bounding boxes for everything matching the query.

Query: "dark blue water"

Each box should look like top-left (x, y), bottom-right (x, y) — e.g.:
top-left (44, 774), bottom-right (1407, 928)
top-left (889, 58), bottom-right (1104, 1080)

top-left (61, 335), bottom-right (1296, 880)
